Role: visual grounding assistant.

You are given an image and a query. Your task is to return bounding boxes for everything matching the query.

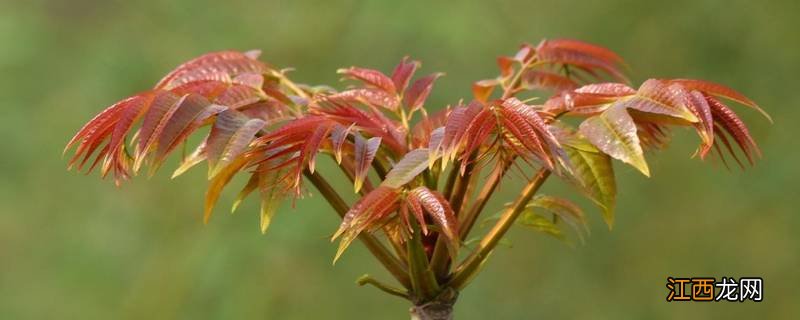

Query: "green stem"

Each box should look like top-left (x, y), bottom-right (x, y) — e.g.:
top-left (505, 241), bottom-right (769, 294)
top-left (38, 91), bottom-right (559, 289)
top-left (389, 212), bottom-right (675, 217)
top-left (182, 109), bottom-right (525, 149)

top-left (304, 170), bottom-right (411, 289)
top-left (441, 161), bottom-right (460, 200)
top-left (448, 168), bottom-right (551, 290)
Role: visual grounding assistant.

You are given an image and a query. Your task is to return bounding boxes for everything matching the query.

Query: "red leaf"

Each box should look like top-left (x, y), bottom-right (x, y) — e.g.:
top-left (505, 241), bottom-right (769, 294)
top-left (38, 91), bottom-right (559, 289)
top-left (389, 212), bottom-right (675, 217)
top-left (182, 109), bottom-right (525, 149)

top-left (574, 83), bottom-right (636, 96)
top-left (330, 88), bottom-right (400, 111)
top-left (497, 56), bottom-right (515, 78)
top-left (707, 96), bottom-right (760, 165)
top-left (353, 134), bottom-right (381, 193)
top-left (153, 94), bottom-right (223, 168)
top-left (330, 124), bottom-right (354, 164)
top-left (66, 92), bottom-right (158, 184)
top-left (472, 79), bottom-right (499, 102)
top-left (409, 187), bottom-right (459, 255)
top-left (311, 97), bottom-right (406, 154)
top-left (521, 70), bottom-right (578, 92)
top-left (670, 79), bottom-right (771, 122)
top-left (332, 186), bottom-right (400, 262)
top-left (685, 91), bottom-right (714, 158)
top-left (206, 109), bottom-right (266, 177)
top-left (214, 84), bottom-right (265, 108)
top-left (156, 51), bottom-right (270, 90)
top-left (404, 73), bottom-right (442, 112)
top-left (536, 39), bottom-right (627, 82)
top-left (539, 39), bottom-right (624, 64)
top-left (337, 67), bottom-right (397, 95)
top-left (442, 101), bottom-right (483, 164)
top-left (391, 56), bottom-right (419, 94)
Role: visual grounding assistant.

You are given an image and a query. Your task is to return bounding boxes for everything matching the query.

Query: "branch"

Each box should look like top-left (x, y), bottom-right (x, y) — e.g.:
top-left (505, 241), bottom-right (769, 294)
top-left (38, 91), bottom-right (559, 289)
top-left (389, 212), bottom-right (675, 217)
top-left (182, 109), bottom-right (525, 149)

top-left (303, 170), bottom-right (411, 289)
top-left (428, 159), bottom-right (476, 279)
top-left (458, 159), bottom-right (511, 240)
top-left (356, 274), bottom-right (409, 300)
top-left (448, 168), bottom-right (551, 290)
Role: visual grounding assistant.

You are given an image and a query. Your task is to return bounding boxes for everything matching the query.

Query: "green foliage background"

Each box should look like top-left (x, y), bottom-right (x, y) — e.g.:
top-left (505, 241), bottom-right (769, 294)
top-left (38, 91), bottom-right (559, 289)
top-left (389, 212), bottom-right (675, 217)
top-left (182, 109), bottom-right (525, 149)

top-left (2, 0), bottom-right (798, 318)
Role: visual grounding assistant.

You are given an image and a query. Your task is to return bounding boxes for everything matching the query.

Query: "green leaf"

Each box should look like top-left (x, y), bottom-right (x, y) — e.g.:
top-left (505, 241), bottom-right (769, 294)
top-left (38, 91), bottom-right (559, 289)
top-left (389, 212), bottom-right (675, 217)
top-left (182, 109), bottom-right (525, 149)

top-left (257, 164), bottom-right (288, 234)
top-left (231, 173), bottom-right (259, 213)
top-left (528, 195), bottom-right (589, 241)
top-left (561, 137), bottom-right (617, 228)
top-left (171, 138), bottom-right (207, 178)
top-left (579, 103), bottom-right (649, 176)
top-left (517, 212), bottom-right (565, 242)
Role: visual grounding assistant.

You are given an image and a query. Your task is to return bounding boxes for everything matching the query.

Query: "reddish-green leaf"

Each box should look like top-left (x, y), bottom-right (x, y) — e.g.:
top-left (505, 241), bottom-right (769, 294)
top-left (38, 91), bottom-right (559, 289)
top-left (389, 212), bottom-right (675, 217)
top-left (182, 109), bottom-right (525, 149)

top-left (619, 79), bottom-right (698, 123)
top-left (574, 83), bottom-right (636, 96)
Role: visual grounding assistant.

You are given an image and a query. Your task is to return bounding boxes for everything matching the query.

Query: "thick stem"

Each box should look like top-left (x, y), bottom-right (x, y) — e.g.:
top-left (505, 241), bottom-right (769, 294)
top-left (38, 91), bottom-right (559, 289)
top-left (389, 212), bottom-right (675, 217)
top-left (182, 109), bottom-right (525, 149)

top-left (304, 170), bottom-right (411, 289)
top-left (448, 168), bottom-right (551, 290)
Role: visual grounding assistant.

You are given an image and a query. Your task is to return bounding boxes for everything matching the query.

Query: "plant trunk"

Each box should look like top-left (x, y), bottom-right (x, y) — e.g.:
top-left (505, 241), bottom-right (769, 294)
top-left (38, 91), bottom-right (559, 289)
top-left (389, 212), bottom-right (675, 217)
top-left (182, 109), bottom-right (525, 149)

top-left (409, 288), bottom-right (458, 320)
top-left (409, 301), bottom-right (455, 320)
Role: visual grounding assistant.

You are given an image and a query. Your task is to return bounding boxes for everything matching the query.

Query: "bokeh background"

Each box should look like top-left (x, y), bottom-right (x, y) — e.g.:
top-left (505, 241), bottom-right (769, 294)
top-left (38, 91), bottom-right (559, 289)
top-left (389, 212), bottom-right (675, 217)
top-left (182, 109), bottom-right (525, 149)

top-left (2, 0), bottom-right (798, 319)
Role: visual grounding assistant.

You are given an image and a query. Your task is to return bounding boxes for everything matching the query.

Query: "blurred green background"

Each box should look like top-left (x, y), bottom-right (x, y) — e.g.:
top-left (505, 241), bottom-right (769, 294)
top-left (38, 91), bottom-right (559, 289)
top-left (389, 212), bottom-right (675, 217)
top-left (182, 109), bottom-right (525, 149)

top-left (2, 0), bottom-right (798, 319)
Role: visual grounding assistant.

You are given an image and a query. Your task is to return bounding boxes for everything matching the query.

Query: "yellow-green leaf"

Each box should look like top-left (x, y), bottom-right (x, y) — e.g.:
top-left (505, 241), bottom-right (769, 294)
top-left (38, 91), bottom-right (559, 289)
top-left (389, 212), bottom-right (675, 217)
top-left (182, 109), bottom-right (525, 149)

top-left (579, 104), bottom-right (649, 176)
top-left (203, 156), bottom-right (248, 224)
top-left (381, 148), bottom-right (432, 188)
